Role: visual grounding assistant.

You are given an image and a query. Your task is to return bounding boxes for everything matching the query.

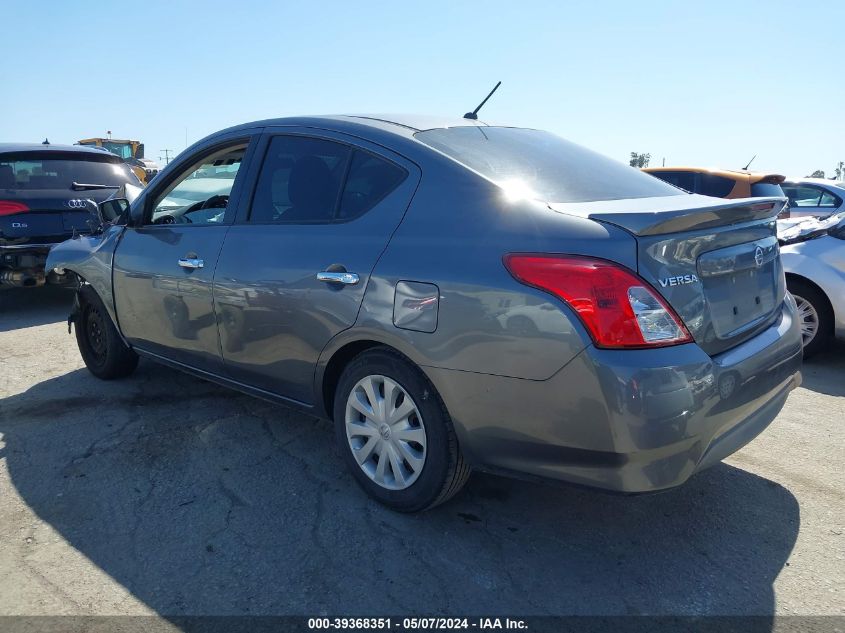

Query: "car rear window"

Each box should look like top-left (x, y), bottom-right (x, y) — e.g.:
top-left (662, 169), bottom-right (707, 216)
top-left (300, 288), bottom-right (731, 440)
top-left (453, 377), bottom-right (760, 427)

top-left (751, 182), bottom-right (786, 198)
top-left (0, 152), bottom-right (138, 190)
top-left (414, 127), bottom-right (680, 203)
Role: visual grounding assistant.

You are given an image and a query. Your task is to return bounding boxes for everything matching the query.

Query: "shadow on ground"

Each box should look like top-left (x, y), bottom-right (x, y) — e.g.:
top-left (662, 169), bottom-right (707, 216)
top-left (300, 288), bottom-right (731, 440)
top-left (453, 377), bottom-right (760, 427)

top-left (800, 341), bottom-right (845, 397)
top-left (0, 357), bottom-right (799, 619)
top-left (0, 286), bottom-right (73, 333)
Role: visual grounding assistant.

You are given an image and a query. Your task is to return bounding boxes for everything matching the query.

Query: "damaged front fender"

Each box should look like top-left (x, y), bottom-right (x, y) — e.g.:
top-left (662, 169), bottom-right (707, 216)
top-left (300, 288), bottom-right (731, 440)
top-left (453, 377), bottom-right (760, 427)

top-left (46, 225), bottom-right (125, 326)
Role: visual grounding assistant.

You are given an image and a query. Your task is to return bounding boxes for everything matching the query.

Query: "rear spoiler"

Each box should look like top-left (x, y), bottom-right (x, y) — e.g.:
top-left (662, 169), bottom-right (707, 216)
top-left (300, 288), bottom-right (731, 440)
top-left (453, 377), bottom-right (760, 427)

top-left (549, 194), bottom-right (786, 237)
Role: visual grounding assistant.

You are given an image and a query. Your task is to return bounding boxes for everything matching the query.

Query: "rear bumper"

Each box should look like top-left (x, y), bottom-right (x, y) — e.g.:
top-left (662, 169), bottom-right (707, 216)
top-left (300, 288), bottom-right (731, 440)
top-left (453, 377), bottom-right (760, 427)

top-left (426, 298), bottom-right (803, 493)
top-left (1, 242), bottom-right (62, 288)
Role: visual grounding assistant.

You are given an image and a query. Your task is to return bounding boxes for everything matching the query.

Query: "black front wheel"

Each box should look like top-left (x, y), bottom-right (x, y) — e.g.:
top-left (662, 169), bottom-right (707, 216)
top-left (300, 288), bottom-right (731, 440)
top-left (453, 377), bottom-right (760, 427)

top-left (75, 285), bottom-right (139, 379)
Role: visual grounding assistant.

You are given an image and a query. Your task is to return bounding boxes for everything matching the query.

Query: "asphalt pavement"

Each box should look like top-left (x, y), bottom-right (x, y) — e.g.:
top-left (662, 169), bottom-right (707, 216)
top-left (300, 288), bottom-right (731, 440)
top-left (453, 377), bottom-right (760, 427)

top-left (0, 286), bottom-right (842, 619)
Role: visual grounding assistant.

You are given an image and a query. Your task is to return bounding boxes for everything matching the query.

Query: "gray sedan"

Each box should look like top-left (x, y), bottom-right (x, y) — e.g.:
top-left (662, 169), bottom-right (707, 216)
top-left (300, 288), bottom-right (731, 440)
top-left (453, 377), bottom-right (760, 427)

top-left (47, 115), bottom-right (802, 511)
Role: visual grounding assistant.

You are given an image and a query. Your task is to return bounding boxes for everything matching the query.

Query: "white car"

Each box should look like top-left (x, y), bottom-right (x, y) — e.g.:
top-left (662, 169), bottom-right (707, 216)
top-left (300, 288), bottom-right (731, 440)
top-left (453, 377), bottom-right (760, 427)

top-left (778, 212), bottom-right (845, 356)
top-left (781, 178), bottom-right (845, 219)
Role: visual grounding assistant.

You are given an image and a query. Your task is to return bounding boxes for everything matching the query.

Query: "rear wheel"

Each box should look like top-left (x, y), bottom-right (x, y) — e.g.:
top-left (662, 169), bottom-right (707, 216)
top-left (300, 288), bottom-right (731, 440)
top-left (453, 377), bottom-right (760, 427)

top-left (787, 279), bottom-right (833, 359)
top-left (333, 348), bottom-right (470, 512)
top-left (75, 285), bottom-right (139, 379)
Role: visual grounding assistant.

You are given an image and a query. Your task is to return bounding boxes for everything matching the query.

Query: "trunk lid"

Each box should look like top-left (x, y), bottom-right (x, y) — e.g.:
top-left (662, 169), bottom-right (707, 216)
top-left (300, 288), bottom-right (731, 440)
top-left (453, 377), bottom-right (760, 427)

top-left (549, 194), bottom-right (786, 355)
top-left (0, 190), bottom-right (111, 246)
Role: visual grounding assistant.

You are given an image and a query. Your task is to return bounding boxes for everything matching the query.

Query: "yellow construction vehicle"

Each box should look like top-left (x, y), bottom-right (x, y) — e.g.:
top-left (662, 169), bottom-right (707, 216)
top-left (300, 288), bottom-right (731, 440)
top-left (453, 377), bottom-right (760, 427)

top-left (77, 136), bottom-right (160, 184)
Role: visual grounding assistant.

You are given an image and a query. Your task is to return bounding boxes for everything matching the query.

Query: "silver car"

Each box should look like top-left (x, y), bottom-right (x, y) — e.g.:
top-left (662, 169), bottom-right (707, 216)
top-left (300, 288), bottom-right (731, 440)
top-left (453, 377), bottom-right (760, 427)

top-left (779, 211), bottom-right (845, 356)
top-left (47, 115), bottom-right (803, 511)
top-left (782, 178), bottom-right (845, 218)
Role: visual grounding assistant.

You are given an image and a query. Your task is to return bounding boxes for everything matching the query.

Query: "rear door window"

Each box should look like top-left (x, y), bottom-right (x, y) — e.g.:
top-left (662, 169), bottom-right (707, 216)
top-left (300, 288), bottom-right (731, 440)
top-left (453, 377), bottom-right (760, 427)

top-left (819, 189), bottom-right (842, 208)
top-left (338, 152), bottom-right (407, 220)
top-left (250, 136), bottom-right (407, 224)
top-left (783, 185), bottom-right (823, 207)
top-left (250, 136), bottom-right (350, 224)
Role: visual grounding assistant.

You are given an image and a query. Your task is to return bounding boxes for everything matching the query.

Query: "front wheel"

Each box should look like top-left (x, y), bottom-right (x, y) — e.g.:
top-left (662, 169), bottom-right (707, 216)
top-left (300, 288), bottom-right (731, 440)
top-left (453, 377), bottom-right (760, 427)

top-left (334, 348), bottom-right (470, 512)
top-left (788, 279), bottom-right (833, 359)
top-left (75, 285), bottom-right (139, 379)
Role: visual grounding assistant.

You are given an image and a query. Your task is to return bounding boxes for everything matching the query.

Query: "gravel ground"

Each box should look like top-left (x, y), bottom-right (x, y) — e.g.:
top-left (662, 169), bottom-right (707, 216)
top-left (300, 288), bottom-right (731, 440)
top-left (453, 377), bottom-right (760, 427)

top-left (0, 286), bottom-right (842, 618)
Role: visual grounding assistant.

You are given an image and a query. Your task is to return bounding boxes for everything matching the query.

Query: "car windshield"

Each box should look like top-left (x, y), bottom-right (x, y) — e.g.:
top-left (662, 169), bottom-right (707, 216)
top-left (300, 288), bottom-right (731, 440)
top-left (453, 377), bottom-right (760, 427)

top-left (0, 152), bottom-right (138, 190)
top-left (414, 127), bottom-right (681, 203)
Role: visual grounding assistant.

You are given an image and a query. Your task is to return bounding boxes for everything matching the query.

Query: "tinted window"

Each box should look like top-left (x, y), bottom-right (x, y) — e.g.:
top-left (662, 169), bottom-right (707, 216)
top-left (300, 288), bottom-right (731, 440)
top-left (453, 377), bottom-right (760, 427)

top-left (649, 170), bottom-right (696, 193)
top-left (150, 145), bottom-right (246, 225)
top-left (251, 136), bottom-right (349, 224)
top-left (414, 127), bottom-right (680, 203)
top-left (338, 151), bottom-right (406, 220)
top-left (0, 152), bottom-right (139, 190)
top-left (750, 182), bottom-right (786, 198)
top-left (699, 173), bottom-right (736, 198)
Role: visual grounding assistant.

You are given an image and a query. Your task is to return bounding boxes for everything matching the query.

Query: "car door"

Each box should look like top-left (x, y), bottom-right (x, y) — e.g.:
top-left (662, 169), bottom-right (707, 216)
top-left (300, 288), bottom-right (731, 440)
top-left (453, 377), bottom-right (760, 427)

top-left (213, 129), bottom-right (420, 404)
top-left (113, 133), bottom-right (259, 372)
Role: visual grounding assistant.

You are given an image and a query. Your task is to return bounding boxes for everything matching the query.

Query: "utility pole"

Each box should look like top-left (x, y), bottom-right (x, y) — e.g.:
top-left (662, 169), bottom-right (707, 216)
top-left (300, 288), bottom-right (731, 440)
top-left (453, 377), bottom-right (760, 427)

top-left (159, 149), bottom-right (174, 165)
top-left (836, 161), bottom-right (844, 180)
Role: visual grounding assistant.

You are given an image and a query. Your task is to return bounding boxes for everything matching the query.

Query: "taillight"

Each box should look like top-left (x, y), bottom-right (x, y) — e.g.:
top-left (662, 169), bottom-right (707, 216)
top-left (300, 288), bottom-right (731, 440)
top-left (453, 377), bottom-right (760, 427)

top-left (0, 201), bottom-right (29, 216)
top-left (503, 254), bottom-right (692, 349)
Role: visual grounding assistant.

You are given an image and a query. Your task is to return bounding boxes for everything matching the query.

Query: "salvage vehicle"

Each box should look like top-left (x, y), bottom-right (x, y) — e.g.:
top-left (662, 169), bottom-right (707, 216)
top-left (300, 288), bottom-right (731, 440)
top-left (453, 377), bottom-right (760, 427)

top-left (778, 211), bottom-right (845, 357)
top-left (0, 143), bottom-right (142, 288)
top-left (47, 115), bottom-right (803, 511)
top-left (781, 178), bottom-right (845, 219)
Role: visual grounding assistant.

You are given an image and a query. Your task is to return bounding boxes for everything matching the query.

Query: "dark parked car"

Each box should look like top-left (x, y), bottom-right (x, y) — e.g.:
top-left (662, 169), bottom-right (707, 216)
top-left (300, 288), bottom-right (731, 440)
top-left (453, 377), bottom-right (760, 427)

top-left (0, 143), bottom-right (141, 288)
top-left (47, 115), bottom-right (803, 511)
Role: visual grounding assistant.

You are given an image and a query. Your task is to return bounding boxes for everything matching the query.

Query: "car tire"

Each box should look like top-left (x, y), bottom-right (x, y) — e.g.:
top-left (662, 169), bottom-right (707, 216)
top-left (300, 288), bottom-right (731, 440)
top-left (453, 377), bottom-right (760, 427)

top-left (333, 347), bottom-right (471, 512)
top-left (787, 279), bottom-right (833, 359)
top-left (75, 285), bottom-right (139, 379)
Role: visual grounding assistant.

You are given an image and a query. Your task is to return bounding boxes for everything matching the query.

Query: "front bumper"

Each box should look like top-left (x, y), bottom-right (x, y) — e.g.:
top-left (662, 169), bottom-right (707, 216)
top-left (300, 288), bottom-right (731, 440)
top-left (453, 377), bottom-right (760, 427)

top-left (426, 299), bottom-right (803, 493)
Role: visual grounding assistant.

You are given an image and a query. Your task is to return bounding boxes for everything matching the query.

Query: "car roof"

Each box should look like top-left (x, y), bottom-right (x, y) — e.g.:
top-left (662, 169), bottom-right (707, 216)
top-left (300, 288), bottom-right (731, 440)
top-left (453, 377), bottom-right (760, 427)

top-left (643, 166), bottom-right (785, 184)
top-left (212, 113), bottom-right (494, 139)
top-left (0, 142), bottom-right (119, 157)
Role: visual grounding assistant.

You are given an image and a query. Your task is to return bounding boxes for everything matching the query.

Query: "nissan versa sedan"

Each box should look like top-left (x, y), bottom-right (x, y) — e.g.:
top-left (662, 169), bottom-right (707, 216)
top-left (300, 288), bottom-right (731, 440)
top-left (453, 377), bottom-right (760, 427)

top-left (47, 115), bottom-right (803, 511)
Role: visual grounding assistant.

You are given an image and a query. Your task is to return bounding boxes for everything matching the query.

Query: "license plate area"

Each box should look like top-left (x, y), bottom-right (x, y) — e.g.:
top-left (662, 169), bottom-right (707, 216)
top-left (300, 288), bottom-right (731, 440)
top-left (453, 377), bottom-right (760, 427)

top-left (698, 237), bottom-right (779, 339)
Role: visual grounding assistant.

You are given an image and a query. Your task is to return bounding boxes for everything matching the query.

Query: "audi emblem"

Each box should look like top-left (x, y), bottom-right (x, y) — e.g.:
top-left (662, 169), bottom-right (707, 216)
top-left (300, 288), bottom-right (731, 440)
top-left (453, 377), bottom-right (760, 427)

top-left (64, 199), bottom-right (89, 209)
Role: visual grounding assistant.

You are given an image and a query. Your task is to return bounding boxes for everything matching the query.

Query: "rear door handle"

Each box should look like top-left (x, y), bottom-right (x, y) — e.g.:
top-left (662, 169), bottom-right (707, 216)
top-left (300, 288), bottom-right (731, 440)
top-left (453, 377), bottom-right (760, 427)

top-left (178, 257), bottom-right (204, 269)
top-left (316, 271), bottom-right (359, 285)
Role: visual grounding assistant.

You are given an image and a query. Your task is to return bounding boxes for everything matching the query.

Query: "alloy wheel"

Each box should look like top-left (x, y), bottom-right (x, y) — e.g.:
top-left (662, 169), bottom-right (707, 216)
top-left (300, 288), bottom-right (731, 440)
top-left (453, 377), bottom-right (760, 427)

top-left (344, 374), bottom-right (427, 490)
top-left (793, 294), bottom-right (819, 347)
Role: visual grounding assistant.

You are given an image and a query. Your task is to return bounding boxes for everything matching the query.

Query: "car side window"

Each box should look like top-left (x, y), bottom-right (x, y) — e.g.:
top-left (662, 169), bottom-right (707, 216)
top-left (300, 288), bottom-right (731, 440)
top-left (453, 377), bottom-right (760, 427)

top-left (249, 136), bottom-right (408, 224)
top-left (819, 189), bottom-right (842, 208)
top-left (148, 145), bottom-right (246, 226)
top-left (784, 185), bottom-right (823, 207)
top-left (337, 151), bottom-right (407, 221)
top-left (250, 136), bottom-right (350, 224)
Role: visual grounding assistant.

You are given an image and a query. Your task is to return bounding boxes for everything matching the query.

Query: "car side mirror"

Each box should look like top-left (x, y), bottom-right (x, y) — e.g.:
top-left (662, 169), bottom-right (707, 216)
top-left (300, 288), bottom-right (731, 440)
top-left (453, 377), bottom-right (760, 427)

top-left (99, 198), bottom-right (130, 224)
top-left (128, 202), bottom-right (145, 227)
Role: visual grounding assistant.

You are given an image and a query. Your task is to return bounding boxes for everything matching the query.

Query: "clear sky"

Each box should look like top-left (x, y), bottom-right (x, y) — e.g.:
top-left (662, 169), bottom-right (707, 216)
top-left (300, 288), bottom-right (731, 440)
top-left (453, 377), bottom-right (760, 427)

top-left (2, 0), bottom-right (842, 177)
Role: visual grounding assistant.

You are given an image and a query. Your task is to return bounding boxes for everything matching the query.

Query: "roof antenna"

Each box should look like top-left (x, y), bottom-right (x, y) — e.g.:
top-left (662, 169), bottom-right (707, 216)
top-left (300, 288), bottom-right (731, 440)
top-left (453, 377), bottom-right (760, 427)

top-left (42, 138), bottom-right (50, 145)
top-left (742, 154), bottom-right (756, 170)
top-left (464, 81), bottom-right (502, 120)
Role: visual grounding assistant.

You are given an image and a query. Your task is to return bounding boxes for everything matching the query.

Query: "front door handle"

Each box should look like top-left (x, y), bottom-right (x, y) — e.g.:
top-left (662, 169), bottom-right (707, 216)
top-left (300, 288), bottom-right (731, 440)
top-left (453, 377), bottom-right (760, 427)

top-left (178, 257), bottom-right (204, 269)
top-left (316, 271), bottom-right (359, 285)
